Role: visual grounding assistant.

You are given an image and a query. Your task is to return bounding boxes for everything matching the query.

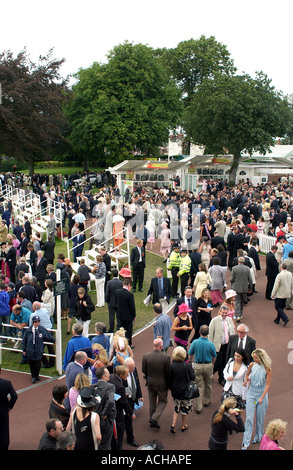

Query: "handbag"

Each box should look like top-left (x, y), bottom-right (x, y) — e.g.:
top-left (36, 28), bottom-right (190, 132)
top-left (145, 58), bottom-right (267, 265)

top-left (184, 364), bottom-right (200, 400)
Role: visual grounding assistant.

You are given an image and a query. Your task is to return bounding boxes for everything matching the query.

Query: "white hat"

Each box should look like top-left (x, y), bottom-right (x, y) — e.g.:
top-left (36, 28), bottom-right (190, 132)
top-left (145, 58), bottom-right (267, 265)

top-left (225, 289), bottom-right (237, 300)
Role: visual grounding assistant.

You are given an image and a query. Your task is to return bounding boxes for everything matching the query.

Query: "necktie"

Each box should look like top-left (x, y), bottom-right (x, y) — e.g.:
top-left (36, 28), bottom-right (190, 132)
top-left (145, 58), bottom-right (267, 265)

top-left (159, 278), bottom-right (163, 297)
top-left (33, 327), bottom-right (37, 345)
top-left (131, 373), bottom-right (137, 402)
top-left (188, 297), bottom-right (191, 308)
top-left (223, 319), bottom-right (229, 344)
top-left (239, 338), bottom-right (244, 348)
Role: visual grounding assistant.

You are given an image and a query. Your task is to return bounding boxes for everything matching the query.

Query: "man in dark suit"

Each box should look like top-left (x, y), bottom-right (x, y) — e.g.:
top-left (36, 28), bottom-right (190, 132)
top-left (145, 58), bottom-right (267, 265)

top-left (265, 245), bottom-right (279, 300)
top-left (123, 357), bottom-right (143, 447)
top-left (5, 241), bottom-right (17, 283)
top-left (108, 365), bottom-right (134, 450)
top-left (91, 366), bottom-right (116, 451)
top-left (19, 232), bottom-right (29, 257)
top-left (211, 231), bottom-right (226, 250)
top-left (27, 243), bottom-right (37, 275)
top-left (173, 285), bottom-right (198, 342)
top-left (226, 323), bottom-right (256, 363)
top-left (142, 338), bottom-right (170, 429)
top-left (19, 275), bottom-right (38, 304)
top-left (189, 245), bottom-right (202, 288)
top-left (72, 228), bottom-right (85, 262)
top-left (130, 239), bottom-right (145, 292)
top-left (105, 269), bottom-right (123, 333)
top-left (99, 246), bottom-right (112, 292)
top-left (34, 250), bottom-right (48, 292)
top-left (40, 236), bottom-right (55, 265)
top-left (12, 220), bottom-right (23, 243)
top-left (65, 350), bottom-right (88, 391)
top-left (147, 267), bottom-right (171, 313)
top-left (115, 279), bottom-right (136, 347)
top-left (247, 240), bottom-right (261, 272)
top-left (0, 368), bottom-right (18, 450)
top-left (24, 216), bottom-right (32, 240)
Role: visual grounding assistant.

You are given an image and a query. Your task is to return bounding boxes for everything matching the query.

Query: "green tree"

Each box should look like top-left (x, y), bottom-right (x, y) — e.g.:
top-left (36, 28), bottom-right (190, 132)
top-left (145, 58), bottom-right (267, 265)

top-left (0, 48), bottom-right (70, 174)
top-left (186, 72), bottom-right (290, 184)
top-left (64, 41), bottom-right (183, 168)
top-left (157, 35), bottom-right (235, 152)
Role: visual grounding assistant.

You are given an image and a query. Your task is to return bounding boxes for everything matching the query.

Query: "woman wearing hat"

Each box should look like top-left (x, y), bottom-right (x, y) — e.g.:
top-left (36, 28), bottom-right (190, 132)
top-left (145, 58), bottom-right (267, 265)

top-left (171, 303), bottom-right (193, 350)
top-left (66, 387), bottom-right (101, 450)
top-left (223, 289), bottom-right (237, 327)
top-left (119, 268), bottom-right (132, 291)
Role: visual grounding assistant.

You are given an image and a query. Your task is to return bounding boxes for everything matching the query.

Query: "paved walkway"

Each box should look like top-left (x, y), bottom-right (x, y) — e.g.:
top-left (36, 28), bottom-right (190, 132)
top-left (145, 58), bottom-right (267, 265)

top-left (3, 240), bottom-right (293, 451)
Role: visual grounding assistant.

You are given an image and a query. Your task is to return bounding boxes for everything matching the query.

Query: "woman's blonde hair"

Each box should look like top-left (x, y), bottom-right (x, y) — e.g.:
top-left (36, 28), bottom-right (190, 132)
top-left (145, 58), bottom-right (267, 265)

top-left (92, 343), bottom-right (109, 365)
top-left (213, 397), bottom-right (237, 424)
top-left (172, 346), bottom-right (187, 362)
top-left (252, 348), bottom-right (272, 371)
top-left (265, 419), bottom-right (287, 441)
top-left (73, 373), bottom-right (91, 390)
top-left (113, 334), bottom-right (128, 351)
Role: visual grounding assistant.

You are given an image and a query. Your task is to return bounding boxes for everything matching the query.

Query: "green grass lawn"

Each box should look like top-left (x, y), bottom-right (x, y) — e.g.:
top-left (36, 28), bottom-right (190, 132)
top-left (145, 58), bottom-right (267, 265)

top-left (1, 235), bottom-right (166, 377)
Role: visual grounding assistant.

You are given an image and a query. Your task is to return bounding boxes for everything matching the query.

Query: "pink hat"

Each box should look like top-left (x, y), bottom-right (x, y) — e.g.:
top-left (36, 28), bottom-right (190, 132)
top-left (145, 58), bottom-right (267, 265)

top-left (119, 268), bottom-right (132, 278)
top-left (177, 302), bottom-right (193, 315)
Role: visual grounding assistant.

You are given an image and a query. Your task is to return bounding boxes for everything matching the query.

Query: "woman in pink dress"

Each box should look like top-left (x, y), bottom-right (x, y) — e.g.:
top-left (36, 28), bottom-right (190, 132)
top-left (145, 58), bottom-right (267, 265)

top-left (222, 289), bottom-right (237, 327)
top-left (160, 222), bottom-right (171, 262)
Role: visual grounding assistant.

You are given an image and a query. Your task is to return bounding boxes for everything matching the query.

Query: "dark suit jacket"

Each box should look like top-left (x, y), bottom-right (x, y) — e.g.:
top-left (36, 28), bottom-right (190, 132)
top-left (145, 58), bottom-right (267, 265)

top-left (105, 278), bottom-right (123, 307)
top-left (247, 246), bottom-right (261, 271)
top-left (147, 276), bottom-right (171, 304)
top-left (5, 246), bottom-right (17, 267)
top-left (34, 257), bottom-right (48, 281)
top-left (130, 245), bottom-right (145, 268)
top-left (265, 251), bottom-right (279, 277)
top-left (41, 240), bottom-right (55, 261)
top-left (189, 251), bottom-right (202, 276)
top-left (92, 380), bottom-right (116, 422)
top-left (65, 361), bottom-right (86, 391)
top-left (0, 377), bottom-right (18, 449)
top-left (226, 334), bottom-right (256, 363)
top-left (72, 234), bottom-right (85, 250)
top-left (19, 283), bottom-right (37, 303)
top-left (24, 220), bottom-right (32, 238)
top-left (115, 288), bottom-right (136, 322)
top-left (142, 349), bottom-right (170, 391)
top-left (28, 250), bottom-right (38, 274)
top-left (13, 225), bottom-right (23, 242)
top-left (20, 237), bottom-right (29, 257)
top-left (211, 235), bottom-right (226, 250)
top-left (122, 367), bottom-right (142, 405)
top-left (108, 374), bottom-right (133, 423)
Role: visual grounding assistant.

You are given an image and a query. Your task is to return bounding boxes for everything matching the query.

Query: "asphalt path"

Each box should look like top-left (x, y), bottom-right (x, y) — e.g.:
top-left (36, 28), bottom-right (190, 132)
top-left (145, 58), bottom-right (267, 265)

top-left (2, 242), bottom-right (293, 452)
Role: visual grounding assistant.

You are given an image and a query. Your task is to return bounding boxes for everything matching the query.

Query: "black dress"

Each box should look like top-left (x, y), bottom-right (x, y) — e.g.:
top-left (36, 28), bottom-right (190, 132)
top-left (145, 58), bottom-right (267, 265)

top-left (192, 297), bottom-right (212, 340)
top-left (72, 410), bottom-right (96, 450)
top-left (173, 315), bottom-right (191, 349)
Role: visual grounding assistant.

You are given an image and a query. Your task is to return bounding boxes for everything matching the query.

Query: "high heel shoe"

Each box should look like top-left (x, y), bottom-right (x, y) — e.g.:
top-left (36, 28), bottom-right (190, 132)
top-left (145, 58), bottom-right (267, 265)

top-left (170, 424), bottom-right (176, 433)
top-left (181, 425), bottom-right (188, 432)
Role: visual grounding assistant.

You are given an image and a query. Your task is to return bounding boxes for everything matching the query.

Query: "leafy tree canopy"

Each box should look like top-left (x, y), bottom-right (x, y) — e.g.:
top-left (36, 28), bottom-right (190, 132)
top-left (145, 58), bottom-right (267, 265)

top-left (0, 48), bottom-right (70, 173)
top-left (186, 72), bottom-right (291, 183)
top-left (64, 41), bottom-right (183, 167)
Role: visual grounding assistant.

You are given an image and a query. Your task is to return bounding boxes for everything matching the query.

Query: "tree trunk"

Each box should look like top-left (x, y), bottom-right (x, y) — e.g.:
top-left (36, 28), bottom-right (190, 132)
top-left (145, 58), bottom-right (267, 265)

top-left (228, 151), bottom-right (241, 185)
top-left (28, 157), bottom-right (35, 176)
top-left (83, 156), bottom-right (89, 172)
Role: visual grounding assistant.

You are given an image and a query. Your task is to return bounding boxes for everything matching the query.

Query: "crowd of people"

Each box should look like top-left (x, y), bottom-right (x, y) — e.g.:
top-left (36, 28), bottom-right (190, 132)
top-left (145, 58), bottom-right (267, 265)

top-left (1, 170), bottom-right (293, 451)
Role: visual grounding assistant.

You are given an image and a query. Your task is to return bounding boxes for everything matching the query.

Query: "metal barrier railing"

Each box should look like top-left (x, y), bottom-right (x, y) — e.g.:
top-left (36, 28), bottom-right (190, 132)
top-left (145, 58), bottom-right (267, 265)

top-left (0, 323), bottom-right (58, 362)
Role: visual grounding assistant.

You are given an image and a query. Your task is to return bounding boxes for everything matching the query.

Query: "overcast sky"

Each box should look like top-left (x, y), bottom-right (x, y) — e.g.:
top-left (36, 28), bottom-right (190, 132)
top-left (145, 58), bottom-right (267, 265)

top-left (1, 0), bottom-right (292, 96)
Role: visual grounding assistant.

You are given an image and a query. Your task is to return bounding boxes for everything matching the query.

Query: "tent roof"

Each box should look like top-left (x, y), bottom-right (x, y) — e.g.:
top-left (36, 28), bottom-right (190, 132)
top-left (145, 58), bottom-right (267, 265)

top-left (108, 146), bottom-right (293, 173)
